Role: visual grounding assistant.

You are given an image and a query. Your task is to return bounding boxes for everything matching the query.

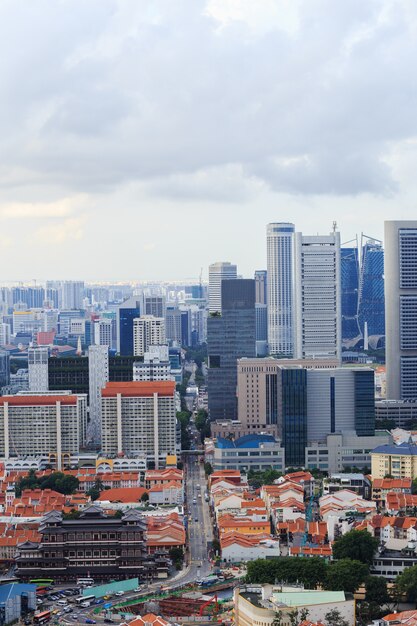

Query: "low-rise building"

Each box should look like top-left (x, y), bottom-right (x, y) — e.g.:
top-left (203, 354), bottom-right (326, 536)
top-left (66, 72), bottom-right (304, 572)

top-left (372, 478), bottom-right (412, 507)
top-left (221, 532), bottom-right (280, 562)
top-left (371, 442), bottom-right (417, 479)
top-left (323, 474), bottom-right (371, 499)
top-left (213, 435), bottom-right (285, 473)
top-left (234, 585), bottom-right (355, 626)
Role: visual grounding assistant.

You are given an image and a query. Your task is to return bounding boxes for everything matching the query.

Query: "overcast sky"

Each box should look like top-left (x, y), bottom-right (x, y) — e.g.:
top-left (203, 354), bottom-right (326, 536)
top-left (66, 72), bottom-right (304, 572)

top-left (1, 0), bottom-right (417, 282)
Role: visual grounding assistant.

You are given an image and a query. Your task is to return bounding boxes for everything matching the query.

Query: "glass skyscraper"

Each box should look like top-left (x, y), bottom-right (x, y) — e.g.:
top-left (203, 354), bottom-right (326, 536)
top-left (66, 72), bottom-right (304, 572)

top-left (358, 237), bottom-right (385, 337)
top-left (341, 246), bottom-right (360, 341)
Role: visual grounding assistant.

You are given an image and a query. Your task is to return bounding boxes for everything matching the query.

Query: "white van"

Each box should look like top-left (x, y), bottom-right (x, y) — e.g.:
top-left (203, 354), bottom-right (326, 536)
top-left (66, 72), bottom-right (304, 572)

top-left (57, 600), bottom-right (68, 606)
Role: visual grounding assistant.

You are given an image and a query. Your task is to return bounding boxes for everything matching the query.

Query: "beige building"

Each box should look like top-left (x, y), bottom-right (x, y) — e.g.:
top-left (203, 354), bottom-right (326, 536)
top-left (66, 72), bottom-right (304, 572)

top-left (234, 585), bottom-right (355, 626)
top-left (133, 316), bottom-right (166, 357)
top-left (371, 442), bottom-right (417, 479)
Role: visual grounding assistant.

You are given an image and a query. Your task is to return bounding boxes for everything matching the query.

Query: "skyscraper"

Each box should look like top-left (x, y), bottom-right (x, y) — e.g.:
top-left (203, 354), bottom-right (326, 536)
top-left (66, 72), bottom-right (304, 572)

top-left (294, 231), bottom-right (341, 361)
top-left (133, 316), bottom-right (166, 357)
top-left (208, 262), bottom-right (237, 314)
top-left (207, 279), bottom-right (256, 420)
top-left (267, 223), bottom-right (295, 356)
top-left (117, 296), bottom-right (141, 355)
top-left (254, 270), bottom-right (267, 305)
top-left (28, 347), bottom-right (49, 392)
top-left (88, 345), bottom-right (109, 443)
top-left (61, 281), bottom-right (85, 310)
top-left (358, 235), bottom-right (385, 338)
top-left (142, 295), bottom-right (166, 318)
top-left (341, 244), bottom-right (360, 342)
top-left (385, 221), bottom-right (417, 400)
top-left (94, 319), bottom-right (113, 349)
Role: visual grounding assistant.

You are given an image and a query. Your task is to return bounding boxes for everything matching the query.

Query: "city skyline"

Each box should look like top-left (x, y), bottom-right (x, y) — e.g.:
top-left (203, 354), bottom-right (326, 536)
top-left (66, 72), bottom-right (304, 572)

top-left (1, 1), bottom-right (417, 280)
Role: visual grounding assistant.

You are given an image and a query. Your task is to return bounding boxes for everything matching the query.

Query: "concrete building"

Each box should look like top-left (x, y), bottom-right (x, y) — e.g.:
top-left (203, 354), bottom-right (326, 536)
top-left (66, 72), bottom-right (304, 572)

top-left (0, 322), bottom-right (11, 346)
top-left (385, 221), bottom-right (417, 399)
top-left (371, 441), bottom-right (417, 479)
top-left (306, 432), bottom-right (391, 473)
top-left (88, 345), bottom-right (109, 444)
top-left (133, 316), bottom-right (166, 357)
top-left (142, 295), bottom-right (166, 319)
top-left (376, 399), bottom-right (417, 428)
top-left (208, 279), bottom-right (256, 420)
top-left (294, 231), bottom-right (341, 361)
top-left (208, 262), bottom-right (237, 314)
top-left (0, 392), bottom-right (87, 468)
top-left (254, 270), bottom-right (267, 305)
top-left (267, 223), bottom-right (295, 356)
top-left (28, 346), bottom-right (49, 392)
top-left (133, 349), bottom-right (172, 382)
top-left (213, 434), bottom-right (285, 472)
top-left (234, 585), bottom-right (355, 626)
top-left (94, 319), bottom-right (113, 348)
top-left (101, 381), bottom-right (177, 468)
top-left (61, 280), bottom-right (84, 310)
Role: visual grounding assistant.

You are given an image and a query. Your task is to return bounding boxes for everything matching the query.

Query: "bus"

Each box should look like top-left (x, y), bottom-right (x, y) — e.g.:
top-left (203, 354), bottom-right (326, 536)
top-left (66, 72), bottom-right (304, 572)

top-left (75, 595), bottom-right (95, 606)
top-left (30, 579), bottom-right (54, 587)
top-left (33, 610), bottom-right (51, 624)
top-left (76, 577), bottom-right (94, 587)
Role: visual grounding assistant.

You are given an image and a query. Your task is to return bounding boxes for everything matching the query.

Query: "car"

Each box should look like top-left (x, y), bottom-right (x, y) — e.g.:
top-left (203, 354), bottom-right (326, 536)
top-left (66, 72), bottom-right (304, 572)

top-left (104, 620), bottom-right (114, 624)
top-left (133, 587), bottom-right (142, 593)
top-left (85, 620), bottom-right (96, 624)
top-left (94, 599), bottom-right (104, 604)
top-left (115, 590), bottom-right (124, 596)
top-left (195, 518), bottom-right (198, 522)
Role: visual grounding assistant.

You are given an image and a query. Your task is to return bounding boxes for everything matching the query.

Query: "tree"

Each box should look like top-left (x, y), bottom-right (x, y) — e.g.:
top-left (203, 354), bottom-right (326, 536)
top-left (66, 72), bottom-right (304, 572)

top-left (204, 462), bottom-right (213, 476)
top-left (63, 509), bottom-right (81, 520)
top-left (299, 609), bottom-right (309, 623)
top-left (140, 492), bottom-right (149, 502)
top-left (365, 575), bottom-right (389, 605)
top-left (212, 538), bottom-right (220, 555)
top-left (396, 563), bottom-right (417, 601)
top-left (412, 478), bottom-right (417, 495)
top-left (169, 547), bottom-right (184, 563)
top-left (332, 530), bottom-right (378, 565)
top-left (288, 610), bottom-right (299, 626)
top-left (325, 559), bottom-right (369, 594)
top-left (325, 608), bottom-right (349, 626)
top-left (272, 611), bottom-right (284, 626)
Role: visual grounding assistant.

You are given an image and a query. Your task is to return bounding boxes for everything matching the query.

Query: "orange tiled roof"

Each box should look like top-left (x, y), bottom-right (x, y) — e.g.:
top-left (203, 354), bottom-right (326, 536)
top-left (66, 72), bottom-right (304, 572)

top-left (97, 487), bottom-right (148, 503)
top-left (373, 478), bottom-right (412, 490)
top-left (102, 381), bottom-right (175, 397)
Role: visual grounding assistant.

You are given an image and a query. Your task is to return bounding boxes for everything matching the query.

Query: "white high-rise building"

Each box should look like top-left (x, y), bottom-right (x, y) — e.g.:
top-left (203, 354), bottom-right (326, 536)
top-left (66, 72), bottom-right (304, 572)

top-left (267, 223), bottom-right (295, 356)
top-left (133, 316), bottom-right (166, 357)
top-left (88, 345), bottom-right (109, 443)
top-left (385, 220), bottom-right (417, 400)
top-left (94, 319), bottom-right (112, 348)
top-left (61, 281), bottom-right (84, 310)
top-left (28, 346), bottom-right (49, 392)
top-left (294, 231), bottom-right (341, 361)
top-left (208, 262), bottom-right (237, 314)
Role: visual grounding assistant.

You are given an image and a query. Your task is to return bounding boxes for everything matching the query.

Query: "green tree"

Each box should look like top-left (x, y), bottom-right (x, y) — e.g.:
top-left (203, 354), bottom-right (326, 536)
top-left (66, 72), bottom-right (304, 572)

top-left (169, 547), bottom-right (184, 563)
top-left (204, 462), bottom-right (213, 476)
top-left (299, 608), bottom-right (310, 623)
top-left (412, 478), bottom-right (417, 495)
top-left (365, 575), bottom-right (389, 605)
top-left (325, 559), bottom-right (368, 594)
top-left (332, 530), bottom-right (378, 565)
top-left (396, 563), bottom-right (417, 601)
top-left (325, 608), bottom-right (349, 626)
top-left (272, 611), bottom-right (284, 626)
top-left (63, 509), bottom-right (81, 520)
top-left (212, 538), bottom-right (220, 555)
top-left (140, 492), bottom-right (149, 502)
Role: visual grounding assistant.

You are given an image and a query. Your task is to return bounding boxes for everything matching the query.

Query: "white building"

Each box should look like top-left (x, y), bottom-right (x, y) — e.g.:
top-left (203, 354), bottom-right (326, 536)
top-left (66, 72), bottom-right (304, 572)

top-left (61, 281), bottom-right (84, 310)
top-left (88, 345), bottom-right (109, 443)
top-left (208, 262), bottom-right (237, 314)
top-left (94, 319), bottom-right (113, 348)
top-left (0, 323), bottom-right (11, 346)
top-left (28, 347), bottom-right (49, 392)
top-left (221, 535), bottom-right (280, 563)
top-left (101, 381), bottom-right (177, 468)
top-left (133, 316), bottom-right (166, 357)
top-left (385, 220), bottom-right (417, 399)
top-left (0, 392), bottom-right (87, 469)
top-left (266, 223), bottom-right (295, 356)
top-left (12, 310), bottom-right (34, 334)
top-left (294, 231), bottom-right (341, 361)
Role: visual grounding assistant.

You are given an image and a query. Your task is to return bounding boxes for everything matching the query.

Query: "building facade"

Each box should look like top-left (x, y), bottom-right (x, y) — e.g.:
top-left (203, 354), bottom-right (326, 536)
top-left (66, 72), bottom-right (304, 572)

top-left (208, 262), bottom-right (237, 314)
top-left (208, 280), bottom-right (256, 420)
top-left (294, 231), bottom-right (341, 361)
top-left (267, 223), bottom-right (295, 356)
top-left (117, 297), bottom-right (141, 356)
top-left (358, 236), bottom-right (385, 339)
top-left (341, 245), bottom-right (360, 342)
top-left (28, 347), bottom-right (49, 392)
top-left (101, 381), bottom-right (177, 468)
top-left (133, 316), bottom-right (166, 357)
top-left (88, 345), bottom-right (109, 444)
top-left (385, 221), bottom-right (417, 399)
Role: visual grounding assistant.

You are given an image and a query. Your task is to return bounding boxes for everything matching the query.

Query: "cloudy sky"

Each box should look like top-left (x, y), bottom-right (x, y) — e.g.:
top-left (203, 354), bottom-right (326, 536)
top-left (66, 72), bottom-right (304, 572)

top-left (1, 0), bottom-right (417, 282)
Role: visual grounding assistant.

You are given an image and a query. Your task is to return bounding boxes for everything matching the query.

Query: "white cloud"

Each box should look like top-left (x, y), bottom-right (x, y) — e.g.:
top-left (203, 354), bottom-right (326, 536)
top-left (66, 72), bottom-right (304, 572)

top-left (34, 216), bottom-right (87, 244)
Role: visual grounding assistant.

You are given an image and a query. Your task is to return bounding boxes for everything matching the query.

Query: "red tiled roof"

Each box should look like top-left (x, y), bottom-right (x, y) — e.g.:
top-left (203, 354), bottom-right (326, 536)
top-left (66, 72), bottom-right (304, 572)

top-left (102, 381), bottom-right (175, 397)
top-left (0, 395), bottom-right (78, 406)
top-left (97, 488), bottom-right (147, 503)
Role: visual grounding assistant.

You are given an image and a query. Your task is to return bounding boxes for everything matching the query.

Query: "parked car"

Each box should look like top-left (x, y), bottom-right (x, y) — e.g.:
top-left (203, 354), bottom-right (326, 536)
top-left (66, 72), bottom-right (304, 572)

top-left (85, 620), bottom-right (96, 624)
top-left (115, 591), bottom-right (125, 597)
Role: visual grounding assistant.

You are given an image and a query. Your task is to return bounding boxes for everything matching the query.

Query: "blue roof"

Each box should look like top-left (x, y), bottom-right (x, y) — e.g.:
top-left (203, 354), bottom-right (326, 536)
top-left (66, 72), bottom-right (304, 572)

top-left (216, 434), bottom-right (277, 449)
top-left (372, 442), bottom-right (417, 456)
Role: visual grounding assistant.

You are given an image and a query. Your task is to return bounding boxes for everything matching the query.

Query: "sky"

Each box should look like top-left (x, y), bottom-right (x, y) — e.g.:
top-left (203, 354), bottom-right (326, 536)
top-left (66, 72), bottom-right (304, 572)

top-left (1, 0), bottom-right (417, 282)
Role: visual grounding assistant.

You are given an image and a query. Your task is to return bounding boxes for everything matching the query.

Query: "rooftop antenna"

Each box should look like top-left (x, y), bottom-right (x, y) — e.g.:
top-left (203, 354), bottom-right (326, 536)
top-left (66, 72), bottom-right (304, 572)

top-left (332, 221), bottom-right (337, 233)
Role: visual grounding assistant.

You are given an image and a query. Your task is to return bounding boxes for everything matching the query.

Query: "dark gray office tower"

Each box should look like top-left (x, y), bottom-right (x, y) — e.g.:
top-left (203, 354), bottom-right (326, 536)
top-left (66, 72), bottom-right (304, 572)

top-left (142, 296), bottom-right (165, 318)
top-left (0, 350), bottom-right (10, 390)
top-left (207, 279), bottom-right (256, 420)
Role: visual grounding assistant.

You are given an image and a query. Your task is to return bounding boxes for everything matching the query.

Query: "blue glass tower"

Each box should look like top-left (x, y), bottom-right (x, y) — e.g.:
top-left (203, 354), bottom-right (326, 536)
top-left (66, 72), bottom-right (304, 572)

top-left (341, 246), bottom-right (360, 341)
top-left (117, 297), bottom-right (141, 356)
top-left (358, 238), bottom-right (385, 337)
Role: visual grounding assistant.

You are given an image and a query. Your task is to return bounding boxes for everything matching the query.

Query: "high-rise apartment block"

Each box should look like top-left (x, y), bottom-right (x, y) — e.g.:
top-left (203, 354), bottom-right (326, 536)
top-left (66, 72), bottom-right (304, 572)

top-left (94, 319), bottom-right (113, 348)
top-left (208, 262), bottom-right (237, 314)
top-left (88, 345), bottom-right (109, 443)
top-left (133, 345), bottom-right (172, 382)
top-left (207, 279), bottom-right (256, 420)
top-left (61, 281), bottom-right (84, 310)
top-left (385, 220), bottom-right (417, 399)
top-left (101, 381), bottom-right (177, 468)
top-left (267, 223), bottom-right (295, 356)
top-left (28, 347), bottom-right (49, 392)
top-left (133, 316), bottom-right (166, 357)
top-left (294, 231), bottom-right (341, 361)
top-left (0, 393), bottom-right (87, 467)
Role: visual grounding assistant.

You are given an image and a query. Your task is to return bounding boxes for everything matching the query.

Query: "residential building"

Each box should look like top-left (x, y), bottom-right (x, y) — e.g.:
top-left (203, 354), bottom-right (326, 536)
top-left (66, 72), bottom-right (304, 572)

top-left (133, 316), bottom-right (166, 357)
top-left (323, 473), bottom-right (371, 499)
top-left (16, 505), bottom-right (168, 582)
top-left (61, 281), bottom-right (84, 310)
top-left (385, 221), bottom-right (417, 399)
top-left (28, 347), bottom-right (49, 392)
top-left (208, 279), bottom-right (256, 420)
top-left (133, 346), bottom-right (172, 382)
top-left (117, 297), bottom-right (141, 356)
top-left (371, 478), bottom-right (412, 507)
top-left (294, 231), bottom-right (341, 361)
top-left (94, 319), bottom-right (113, 348)
top-left (341, 244), bottom-right (360, 342)
top-left (0, 393), bottom-right (87, 468)
top-left (358, 235), bottom-right (385, 339)
top-left (371, 441), bottom-right (417, 479)
top-left (120, 614), bottom-right (172, 626)
top-left (101, 381), bottom-right (177, 468)
top-left (213, 435), bottom-right (285, 472)
top-left (88, 345), bottom-right (109, 444)
top-left (208, 262), bottom-right (237, 314)
top-left (221, 533), bottom-right (280, 563)
top-left (267, 222), bottom-right (295, 356)
top-left (234, 585), bottom-right (355, 626)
